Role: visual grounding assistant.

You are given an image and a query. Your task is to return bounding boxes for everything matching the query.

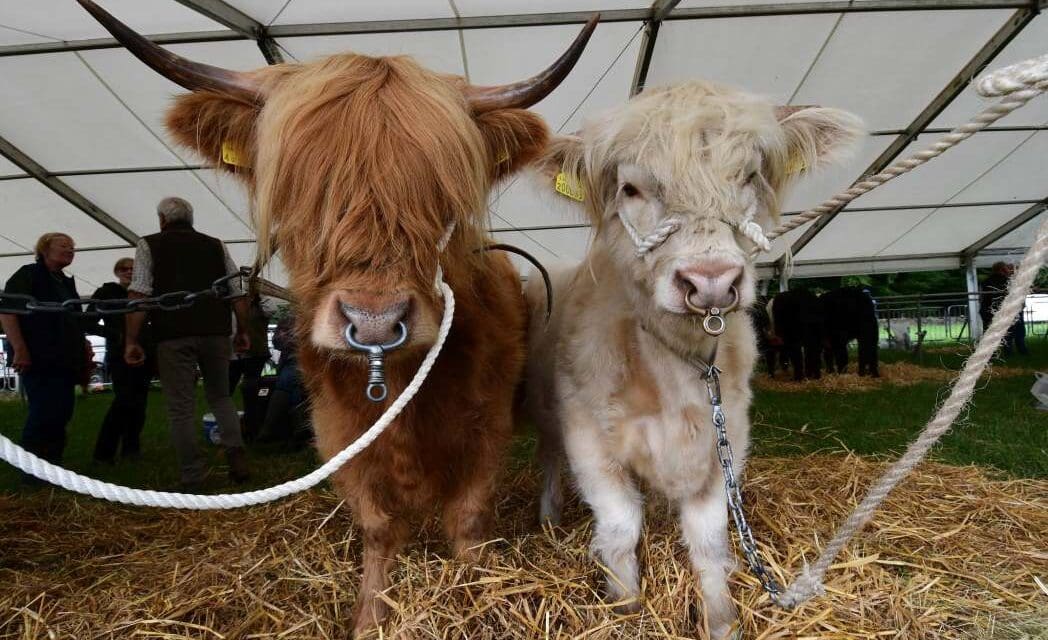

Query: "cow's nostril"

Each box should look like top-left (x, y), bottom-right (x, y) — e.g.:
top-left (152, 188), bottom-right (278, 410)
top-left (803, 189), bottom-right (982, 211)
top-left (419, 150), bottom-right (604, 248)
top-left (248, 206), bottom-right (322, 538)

top-left (675, 261), bottom-right (743, 311)
top-left (337, 295), bottom-right (410, 346)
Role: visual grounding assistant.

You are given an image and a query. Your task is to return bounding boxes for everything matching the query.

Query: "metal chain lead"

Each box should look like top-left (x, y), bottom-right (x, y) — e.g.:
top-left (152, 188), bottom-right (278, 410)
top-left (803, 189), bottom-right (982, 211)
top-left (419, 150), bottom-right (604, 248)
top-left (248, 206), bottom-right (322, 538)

top-left (703, 365), bottom-right (785, 604)
top-left (0, 268), bottom-right (250, 316)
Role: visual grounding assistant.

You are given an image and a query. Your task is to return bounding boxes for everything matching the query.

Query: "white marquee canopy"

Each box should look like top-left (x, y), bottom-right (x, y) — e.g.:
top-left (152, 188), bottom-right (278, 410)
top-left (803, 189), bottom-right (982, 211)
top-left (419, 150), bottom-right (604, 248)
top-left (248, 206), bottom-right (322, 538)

top-left (0, 0), bottom-right (1045, 294)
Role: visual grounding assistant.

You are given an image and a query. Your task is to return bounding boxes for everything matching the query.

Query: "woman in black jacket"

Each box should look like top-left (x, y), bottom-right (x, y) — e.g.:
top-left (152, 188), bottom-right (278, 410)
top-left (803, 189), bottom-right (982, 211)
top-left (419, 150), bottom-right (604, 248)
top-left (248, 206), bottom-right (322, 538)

top-left (89, 257), bottom-right (154, 463)
top-left (0, 233), bottom-right (90, 467)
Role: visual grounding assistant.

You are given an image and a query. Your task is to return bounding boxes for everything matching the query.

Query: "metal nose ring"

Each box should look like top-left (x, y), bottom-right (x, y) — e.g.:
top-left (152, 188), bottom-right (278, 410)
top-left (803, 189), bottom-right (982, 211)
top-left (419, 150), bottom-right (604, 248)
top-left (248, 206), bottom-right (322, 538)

top-left (343, 321), bottom-right (409, 402)
top-left (684, 286), bottom-right (739, 337)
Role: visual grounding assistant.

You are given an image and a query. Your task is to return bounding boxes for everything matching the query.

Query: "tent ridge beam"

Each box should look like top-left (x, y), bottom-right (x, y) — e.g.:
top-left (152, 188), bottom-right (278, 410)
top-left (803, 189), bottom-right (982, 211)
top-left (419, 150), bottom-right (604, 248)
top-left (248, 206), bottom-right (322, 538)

top-left (668, 0), bottom-right (1026, 20)
top-left (0, 31), bottom-right (240, 57)
top-left (961, 198), bottom-right (1047, 256)
top-left (631, 0), bottom-right (683, 96)
top-left (778, 5), bottom-right (1039, 267)
top-left (871, 124), bottom-right (1048, 135)
top-left (172, 0), bottom-right (261, 39)
top-left (0, 1), bottom-right (1026, 57)
top-left (782, 198), bottom-right (1043, 215)
top-left (171, 0), bottom-right (285, 63)
top-left (788, 251), bottom-right (961, 266)
top-left (0, 136), bottom-right (139, 244)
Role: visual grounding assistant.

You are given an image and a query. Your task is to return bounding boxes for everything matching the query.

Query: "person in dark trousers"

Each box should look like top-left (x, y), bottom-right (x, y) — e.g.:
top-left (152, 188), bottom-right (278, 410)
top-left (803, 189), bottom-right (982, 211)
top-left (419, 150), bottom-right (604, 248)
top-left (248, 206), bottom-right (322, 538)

top-left (125, 197), bottom-right (252, 489)
top-left (259, 312), bottom-right (309, 448)
top-left (88, 257), bottom-right (153, 463)
top-left (0, 233), bottom-right (92, 472)
top-left (228, 288), bottom-right (270, 440)
top-left (981, 261), bottom-right (1028, 356)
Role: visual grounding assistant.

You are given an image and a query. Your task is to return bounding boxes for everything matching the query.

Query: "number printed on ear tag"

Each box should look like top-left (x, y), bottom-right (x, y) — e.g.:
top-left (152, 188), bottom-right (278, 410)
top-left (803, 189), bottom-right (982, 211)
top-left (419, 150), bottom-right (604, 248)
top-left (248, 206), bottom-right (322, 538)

top-left (555, 172), bottom-right (585, 201)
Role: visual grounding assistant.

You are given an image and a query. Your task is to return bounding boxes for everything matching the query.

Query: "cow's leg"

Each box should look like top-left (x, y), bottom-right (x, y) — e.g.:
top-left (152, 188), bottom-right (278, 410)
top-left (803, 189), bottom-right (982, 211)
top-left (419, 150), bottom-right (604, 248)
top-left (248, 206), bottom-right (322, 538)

top-left (859, 323), bottom-right (880, 377)
top-left (803, 339), bottom-right (822, 380)
top-left (565, 426), bottom-right (644, 612)
top-left (680, 490), bottom-right (737, 639)
top-left (833, 337), bottom-right (848, 374)
top-left (786, 340), bottom-right (804, 381)
top-left (822, 343), bottom-right (835, 374)
top-left (442, 456), bottom-right (499, 562)
top-left (537, 429), bottom-right (565, 525)
top-left (351, 492), bottom-right (409, 638)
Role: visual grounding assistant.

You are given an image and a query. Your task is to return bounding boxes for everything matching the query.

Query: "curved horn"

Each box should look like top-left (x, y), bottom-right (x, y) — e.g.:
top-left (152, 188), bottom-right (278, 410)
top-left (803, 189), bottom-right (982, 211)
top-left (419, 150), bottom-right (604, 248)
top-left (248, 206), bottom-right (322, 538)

top-left (465, 14), bottom-right (599, 114)
top-left (77, 0), bottom-right (263, 105)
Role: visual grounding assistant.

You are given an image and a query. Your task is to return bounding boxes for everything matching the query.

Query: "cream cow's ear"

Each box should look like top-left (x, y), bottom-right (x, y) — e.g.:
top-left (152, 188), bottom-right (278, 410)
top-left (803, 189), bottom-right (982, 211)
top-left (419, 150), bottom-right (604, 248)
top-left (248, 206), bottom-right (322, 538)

top-left (777, 106), bottom-right (864, 176)
top-left (530, 134), bottom-right (586, 183)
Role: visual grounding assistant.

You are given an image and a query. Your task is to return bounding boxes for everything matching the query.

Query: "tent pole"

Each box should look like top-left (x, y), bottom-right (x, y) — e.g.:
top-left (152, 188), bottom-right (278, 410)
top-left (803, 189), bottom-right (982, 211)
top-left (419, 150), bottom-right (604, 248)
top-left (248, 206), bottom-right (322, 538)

top-left (965, 257), bottom-right (983, 342)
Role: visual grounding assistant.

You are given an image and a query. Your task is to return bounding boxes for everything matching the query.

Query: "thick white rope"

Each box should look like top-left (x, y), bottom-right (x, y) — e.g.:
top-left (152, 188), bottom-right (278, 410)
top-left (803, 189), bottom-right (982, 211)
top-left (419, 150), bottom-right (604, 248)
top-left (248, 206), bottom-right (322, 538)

top-left (623, 185), bottom-right (770, 255)
top-left (752, 52), bottom-right (1048, 258)
top-left (620, 211), bottom-right (681, 256)
top-left (733, 186), bottom-right (772, 252)
top-left (769, 52), bottom-right (1048, 607)
top-left (0, 281), bottom-right (455, 510)
top-left (777, 215), bottom-right (1048, 607)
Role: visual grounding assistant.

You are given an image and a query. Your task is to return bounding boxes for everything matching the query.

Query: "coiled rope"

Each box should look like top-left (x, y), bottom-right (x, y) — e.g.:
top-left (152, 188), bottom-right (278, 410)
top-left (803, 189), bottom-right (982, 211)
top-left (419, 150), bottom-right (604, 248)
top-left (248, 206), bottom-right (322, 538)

top-left (769, 52), bottom-right (1048, 608)
top-left (0, 282), bottom-right (455, 509)
top-left (753, 53), bottom-right (1048, 254)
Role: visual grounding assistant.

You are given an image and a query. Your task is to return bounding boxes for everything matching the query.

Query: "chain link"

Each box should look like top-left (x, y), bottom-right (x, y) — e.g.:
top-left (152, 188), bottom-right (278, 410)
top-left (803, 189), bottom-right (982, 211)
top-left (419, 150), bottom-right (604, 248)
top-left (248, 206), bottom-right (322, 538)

top-left (702, 364), bottom-right (785, 604)
top-left (0, 268), bottom-right (250, 317)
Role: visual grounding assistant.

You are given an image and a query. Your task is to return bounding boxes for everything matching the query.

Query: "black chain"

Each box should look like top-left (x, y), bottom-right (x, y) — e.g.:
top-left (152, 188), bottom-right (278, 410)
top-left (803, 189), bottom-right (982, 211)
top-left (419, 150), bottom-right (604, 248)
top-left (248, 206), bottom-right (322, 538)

top-left (702, 363), bottom-right (785, 604)
top-left (0, 268), bottom-right (251, 317)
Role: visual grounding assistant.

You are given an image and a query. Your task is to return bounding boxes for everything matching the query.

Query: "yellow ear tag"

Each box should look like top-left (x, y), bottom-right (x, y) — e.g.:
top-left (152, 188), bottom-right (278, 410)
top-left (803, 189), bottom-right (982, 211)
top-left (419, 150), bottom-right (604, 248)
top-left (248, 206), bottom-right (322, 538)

top-left (494, 149), bottom-right (510, 165)
top-left (555, 172), bottom-right (585, 202)
top-left (786, 154), bottom-right (807, 175)
top-left (221, 141), bottom-right (248, 167)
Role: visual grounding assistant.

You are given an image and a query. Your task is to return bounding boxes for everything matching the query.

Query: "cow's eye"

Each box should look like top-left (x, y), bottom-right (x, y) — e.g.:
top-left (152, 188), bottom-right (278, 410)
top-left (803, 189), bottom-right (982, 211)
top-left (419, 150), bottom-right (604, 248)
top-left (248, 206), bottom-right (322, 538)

top-left (621, 183), bottom-right (640, 198)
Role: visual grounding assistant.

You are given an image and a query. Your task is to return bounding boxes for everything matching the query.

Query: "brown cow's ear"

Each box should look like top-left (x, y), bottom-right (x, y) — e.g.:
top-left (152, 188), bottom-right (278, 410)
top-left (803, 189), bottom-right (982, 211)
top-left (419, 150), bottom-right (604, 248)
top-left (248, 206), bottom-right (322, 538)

top-left (474, 109), bottom-right (551, 181)
top-left (165, 92), bottom-right (261, 180)
top-left (532, 133), bottom-right (585, 182)
top-left (778, 106), bottom-right (863, 175)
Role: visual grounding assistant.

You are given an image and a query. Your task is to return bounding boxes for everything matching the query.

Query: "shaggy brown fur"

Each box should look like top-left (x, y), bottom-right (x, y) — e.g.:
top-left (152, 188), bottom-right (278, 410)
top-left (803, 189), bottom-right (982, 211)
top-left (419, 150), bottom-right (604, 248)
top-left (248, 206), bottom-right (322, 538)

top-left (166, 54), bottom-right (547, 636)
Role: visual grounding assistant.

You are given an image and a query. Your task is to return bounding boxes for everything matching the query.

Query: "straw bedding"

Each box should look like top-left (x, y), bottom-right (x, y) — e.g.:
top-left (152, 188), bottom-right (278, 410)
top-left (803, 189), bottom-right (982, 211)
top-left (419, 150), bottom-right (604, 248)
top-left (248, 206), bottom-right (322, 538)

top-left (754, 362), bottom-right (1034, 394)
top-left (1, 453), bottom-right (1044, 639)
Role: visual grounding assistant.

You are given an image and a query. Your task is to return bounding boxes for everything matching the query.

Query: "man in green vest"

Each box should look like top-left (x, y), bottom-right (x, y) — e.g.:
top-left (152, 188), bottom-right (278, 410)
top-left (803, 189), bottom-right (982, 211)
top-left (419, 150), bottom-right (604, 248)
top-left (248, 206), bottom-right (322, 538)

top-left (124, 197), bottom-right (251, 489)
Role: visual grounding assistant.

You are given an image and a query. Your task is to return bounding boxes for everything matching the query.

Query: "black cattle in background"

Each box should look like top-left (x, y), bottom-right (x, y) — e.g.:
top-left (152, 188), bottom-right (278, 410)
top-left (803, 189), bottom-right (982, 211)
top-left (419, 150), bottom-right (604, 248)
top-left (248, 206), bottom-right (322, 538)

top-left (771, 289), bottom-right (824, 381)
top-left (820, 287), bottom-right (880, 377)
top-left (749, 297), bottom-right (782, 377)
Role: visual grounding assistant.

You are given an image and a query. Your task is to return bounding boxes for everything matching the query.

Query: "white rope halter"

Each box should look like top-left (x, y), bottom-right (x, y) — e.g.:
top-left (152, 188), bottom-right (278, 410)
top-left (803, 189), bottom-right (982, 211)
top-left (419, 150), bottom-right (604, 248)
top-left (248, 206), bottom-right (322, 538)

top-left (756, 52), bottom-right (1048, 259)
top-left (769, 51), bottom-right (1048, 608)
top-left (434, 220), bottom-right (457, 295)
top-left (619, 211), bottom-right (680, 256)
top-left (0, 222), bottom-right (462, 509)
top-left (619, 184), bottom-right (772, 256)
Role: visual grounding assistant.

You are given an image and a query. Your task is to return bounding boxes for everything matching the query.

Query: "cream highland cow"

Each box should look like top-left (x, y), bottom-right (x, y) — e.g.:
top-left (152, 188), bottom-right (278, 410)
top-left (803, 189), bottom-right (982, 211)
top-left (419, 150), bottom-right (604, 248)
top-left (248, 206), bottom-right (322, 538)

top-left (525, 81), bottom-right (861, 637)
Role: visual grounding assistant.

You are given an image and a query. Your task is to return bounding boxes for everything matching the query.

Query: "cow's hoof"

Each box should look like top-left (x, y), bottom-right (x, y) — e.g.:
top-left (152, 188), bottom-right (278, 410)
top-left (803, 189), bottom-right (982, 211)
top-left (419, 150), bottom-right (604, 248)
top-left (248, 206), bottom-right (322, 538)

top-left (539, 502), bottom-right (562, 528)
top-left (612, 597), bottom-right (643, 615)
top-left (720, 626), bottom-right (743, 640)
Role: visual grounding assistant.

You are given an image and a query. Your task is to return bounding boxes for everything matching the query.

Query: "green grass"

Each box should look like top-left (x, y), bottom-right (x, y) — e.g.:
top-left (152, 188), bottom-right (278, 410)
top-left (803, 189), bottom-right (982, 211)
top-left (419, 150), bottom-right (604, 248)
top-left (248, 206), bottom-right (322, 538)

top-left (754, 339), bottom-right (1048, 478)
top-left (1, 339), bottom-right (1045, 494)
top-left (752, 375), bottom-right (1047, 478)
top-left (0, 386), bottom-right (318, 494)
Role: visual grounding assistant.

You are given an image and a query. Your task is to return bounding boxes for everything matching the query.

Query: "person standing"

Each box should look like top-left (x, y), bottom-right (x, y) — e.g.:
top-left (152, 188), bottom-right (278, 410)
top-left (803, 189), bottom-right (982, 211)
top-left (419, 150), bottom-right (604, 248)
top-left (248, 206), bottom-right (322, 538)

top-left (981, 261), bottom-right (1028, 356)
top-left (125, 197), bottom-right (251, 488)
top-left (89, 257), bottom-right (153, 463)
top-left (228, 287), bottom-right (270, 439)
top-left (0, 233), bottom-right (91, 469)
